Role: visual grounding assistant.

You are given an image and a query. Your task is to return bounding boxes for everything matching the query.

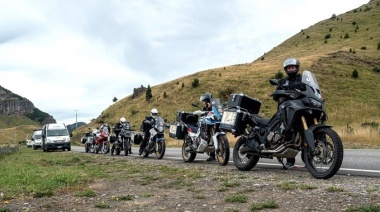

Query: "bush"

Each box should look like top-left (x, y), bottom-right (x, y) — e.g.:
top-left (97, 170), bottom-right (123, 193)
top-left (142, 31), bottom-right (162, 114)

top-left (352, 69), bottom-right (359, 79)
top-left (373, 67), bottom-right (380, 73)
top-left (274, 71), bottom-right (283, 79)
top-left (325, 34), bottom-right (331, 39)
top-left (191, 78), bottom-right (199, 88)
top-left (361, 46), bottom-right (366, 50)
top-left (344, 33), bottom-right (350, 39)
top-left (377, 42), bottom-right (380, 50)
top-left (352, 21), bottom-right (357, 25)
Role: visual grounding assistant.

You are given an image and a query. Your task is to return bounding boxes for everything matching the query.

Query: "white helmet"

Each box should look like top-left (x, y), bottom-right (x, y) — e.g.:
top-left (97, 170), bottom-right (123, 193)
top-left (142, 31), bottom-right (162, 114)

top-left (151, 108), bottom-right (158, 118)
top-left (120, 117), bottom-right (126, 124)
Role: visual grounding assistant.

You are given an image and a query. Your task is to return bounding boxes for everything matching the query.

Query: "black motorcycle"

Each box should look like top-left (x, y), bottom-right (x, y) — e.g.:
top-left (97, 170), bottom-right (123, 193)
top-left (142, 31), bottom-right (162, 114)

top-left (141, 116), bottom-right (167, 159)
top-left (221, 70), bottom-right (343, 179)
top-left (111, 122), bottom-right (133, 156)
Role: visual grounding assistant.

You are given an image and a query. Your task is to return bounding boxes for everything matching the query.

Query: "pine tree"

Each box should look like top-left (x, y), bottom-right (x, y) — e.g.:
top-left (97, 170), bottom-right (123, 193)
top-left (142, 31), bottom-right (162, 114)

top-left (146, 85), bottom-right (153, 101)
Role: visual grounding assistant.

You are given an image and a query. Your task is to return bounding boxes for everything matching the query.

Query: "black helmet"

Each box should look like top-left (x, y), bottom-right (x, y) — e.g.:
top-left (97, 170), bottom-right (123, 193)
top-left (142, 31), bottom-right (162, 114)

top-left (199, 92), bottom-right (212, 102)
top-left (283, 58), bottom-right (300, 78)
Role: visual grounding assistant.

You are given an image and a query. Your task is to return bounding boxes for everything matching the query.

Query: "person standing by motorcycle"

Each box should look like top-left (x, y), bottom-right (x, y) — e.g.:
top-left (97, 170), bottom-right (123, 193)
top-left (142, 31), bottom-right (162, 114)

top-left (275, 58), bottom-right (302, 169)
top-left (139, 108), bottom-right (158, 155)
top-left (112, 117), bottom-right (133, 155)
top-left (199, 92), bottom-right (216, 162)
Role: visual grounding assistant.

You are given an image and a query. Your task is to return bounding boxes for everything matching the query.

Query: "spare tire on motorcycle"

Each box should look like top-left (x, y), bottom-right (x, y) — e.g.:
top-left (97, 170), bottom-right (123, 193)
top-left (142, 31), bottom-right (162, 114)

top-left (133, 133), bottom-right (143, 145)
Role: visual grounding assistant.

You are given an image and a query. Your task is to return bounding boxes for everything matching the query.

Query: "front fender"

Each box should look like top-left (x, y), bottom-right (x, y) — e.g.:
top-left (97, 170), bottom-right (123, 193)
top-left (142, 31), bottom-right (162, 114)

top-left (304, 124), bottom-right (332, 152)
top-left (212, 131), bottom-right (226, 150)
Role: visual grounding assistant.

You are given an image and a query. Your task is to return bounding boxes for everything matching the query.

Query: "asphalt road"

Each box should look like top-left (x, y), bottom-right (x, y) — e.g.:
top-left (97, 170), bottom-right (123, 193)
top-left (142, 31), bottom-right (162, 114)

top-left (71, 146), bottom-right (380, 178)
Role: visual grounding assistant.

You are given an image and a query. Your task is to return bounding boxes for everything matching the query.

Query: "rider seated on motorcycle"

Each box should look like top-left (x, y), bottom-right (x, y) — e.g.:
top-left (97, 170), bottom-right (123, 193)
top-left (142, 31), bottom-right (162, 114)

top-left (200, 92), bottom-right (216, 162)
top-left (95, 123), bottom-right (110, 145)
top-left (139, 108), bottom-right (158, 156)
top-left (274, 58), bottom-right (302, 169)
top-left (112, 117), bottom-right (133, 155)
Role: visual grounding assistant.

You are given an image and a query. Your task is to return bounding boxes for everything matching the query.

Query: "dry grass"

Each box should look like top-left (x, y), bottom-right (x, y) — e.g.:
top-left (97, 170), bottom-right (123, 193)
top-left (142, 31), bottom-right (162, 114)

top-left (2, 1), bottom-right (380, 149)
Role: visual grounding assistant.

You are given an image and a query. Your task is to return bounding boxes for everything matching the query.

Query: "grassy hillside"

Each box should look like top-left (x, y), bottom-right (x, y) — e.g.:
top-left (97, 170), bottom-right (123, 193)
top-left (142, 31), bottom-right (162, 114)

top-left (3, 1), bottom-right (380, 148)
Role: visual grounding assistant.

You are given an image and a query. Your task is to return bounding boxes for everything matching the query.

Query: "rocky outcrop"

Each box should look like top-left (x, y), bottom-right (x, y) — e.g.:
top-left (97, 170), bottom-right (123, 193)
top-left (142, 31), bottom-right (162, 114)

top-left (133, 85), bottom-right (146, 99)
top-left (0, 85), bottom-right (56, 124)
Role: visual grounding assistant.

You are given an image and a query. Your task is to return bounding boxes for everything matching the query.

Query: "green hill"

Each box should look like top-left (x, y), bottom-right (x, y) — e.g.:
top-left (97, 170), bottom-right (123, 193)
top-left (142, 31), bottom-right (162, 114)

top-left (74, 0), bottom-right (380, 148)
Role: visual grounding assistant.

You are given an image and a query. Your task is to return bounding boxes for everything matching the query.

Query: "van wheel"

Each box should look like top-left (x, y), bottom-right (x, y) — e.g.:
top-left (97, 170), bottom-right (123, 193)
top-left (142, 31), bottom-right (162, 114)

top-left (68, 147), bottom-right (71, 151)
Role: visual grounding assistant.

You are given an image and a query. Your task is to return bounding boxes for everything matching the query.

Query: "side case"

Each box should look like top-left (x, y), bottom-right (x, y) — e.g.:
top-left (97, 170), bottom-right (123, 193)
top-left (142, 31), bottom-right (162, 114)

top-left (219, 109), bottom-right (246, 135)
top-left (228, 93), bottom-right (261, 114)
top-left (169, 121), bottom-right (186, 140)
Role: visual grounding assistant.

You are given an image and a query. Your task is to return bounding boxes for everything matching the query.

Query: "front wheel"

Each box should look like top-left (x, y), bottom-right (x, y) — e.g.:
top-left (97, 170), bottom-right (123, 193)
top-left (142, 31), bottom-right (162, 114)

top-left (123, 138), bottom-right (129, 156)
top-left (182, 142), bottom-right (196, 162)
top-left (303, 128), bottom-right (344, 179)
top-left (155, 140), bottom-right (166, 159)
top-left (233, 136), bottom-right (260, 171)
top-left (101, 142), bottom-right (109, 154)
top-left (215, 135), bottom-right (230, 166)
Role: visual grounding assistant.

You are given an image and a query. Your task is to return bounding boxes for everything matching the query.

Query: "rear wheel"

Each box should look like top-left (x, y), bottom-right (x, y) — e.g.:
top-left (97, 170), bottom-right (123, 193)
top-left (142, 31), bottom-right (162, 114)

top-left (233, 136), bottom-right (259, 171)
top-left (215, 135), bottom-right (230, 166)
top-left (182, 142), bottom-right (196, 162)
top-left (303, 128), bottom-right (343, 179)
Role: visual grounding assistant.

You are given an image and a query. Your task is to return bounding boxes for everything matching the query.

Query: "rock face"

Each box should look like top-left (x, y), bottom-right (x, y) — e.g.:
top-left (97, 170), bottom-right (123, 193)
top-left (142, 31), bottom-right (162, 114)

top-left (0, 87), bottom-right (34, 115)
top-left (0, 86), bottom-right (56, 123)
top-left (133, 85), bottom-right (146, 99)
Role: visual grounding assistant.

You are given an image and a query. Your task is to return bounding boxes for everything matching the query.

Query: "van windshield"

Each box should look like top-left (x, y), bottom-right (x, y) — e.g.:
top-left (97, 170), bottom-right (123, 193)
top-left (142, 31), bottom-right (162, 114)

top-left (33, 134), bottom-right (42, 139)
top-left (47, 129), bottom-right (69, 136)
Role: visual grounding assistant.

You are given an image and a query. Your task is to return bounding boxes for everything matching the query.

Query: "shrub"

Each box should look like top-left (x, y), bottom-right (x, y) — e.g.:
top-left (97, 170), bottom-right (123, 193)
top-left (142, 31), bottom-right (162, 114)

top-left (377, 42), bottom-right (380, 50)
top-left (325, 34), bottom-right (331, 39)
top-left (352, 21), bottom-right (357, 25)
top-left (218, 87), bottom-right (235, 101)
top-left (274, 71), bottom-right (283, 79)
top-left (344, 33), bottom-right (350, 39)
top-left (145, 85), bottom-right (152, 101)
top-left (191, 78), bottom-right (199, 88)
top-left (163, 91), bottom-right (167, 99)
top-left (360, 46), bottom-right (366, 50)
top-left (373, 67), bottom-right (380, 73)
top-left (306, 35), bottom-right (310, 39)
top-left (352, 69), bottom-right (359, 79)
top-left (261, 57), bottom-right (265, 60)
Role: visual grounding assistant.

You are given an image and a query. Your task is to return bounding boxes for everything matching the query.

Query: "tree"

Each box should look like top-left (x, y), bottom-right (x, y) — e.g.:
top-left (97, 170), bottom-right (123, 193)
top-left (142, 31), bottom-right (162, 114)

top-left (113, 97), bottom-right (118, 102)
top-left (146, 85), bottom-right (153, 101)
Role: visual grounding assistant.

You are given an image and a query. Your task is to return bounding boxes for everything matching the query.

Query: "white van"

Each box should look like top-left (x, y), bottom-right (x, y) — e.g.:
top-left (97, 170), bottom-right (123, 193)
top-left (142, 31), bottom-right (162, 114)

top-left (41, 123), bottom-right (72, 152)
top-left (32, 129), bottom-right (43, 150)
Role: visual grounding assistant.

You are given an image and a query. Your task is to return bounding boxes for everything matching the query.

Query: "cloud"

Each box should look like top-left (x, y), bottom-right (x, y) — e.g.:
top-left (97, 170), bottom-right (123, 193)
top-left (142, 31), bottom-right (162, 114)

top-left (0, 0), bottom-right (368, 124)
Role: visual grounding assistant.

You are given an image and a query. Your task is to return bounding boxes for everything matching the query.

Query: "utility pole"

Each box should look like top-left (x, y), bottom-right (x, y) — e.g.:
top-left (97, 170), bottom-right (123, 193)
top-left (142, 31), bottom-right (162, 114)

top-left (74, 110), bottom-right (79, 130)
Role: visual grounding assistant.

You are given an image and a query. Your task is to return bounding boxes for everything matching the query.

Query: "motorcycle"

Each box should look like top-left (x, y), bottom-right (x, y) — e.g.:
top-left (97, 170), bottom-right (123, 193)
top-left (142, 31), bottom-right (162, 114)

top-left (179, 98), bottom-right (230, 166)
top-left (94, 128), bottom-right (110, 154)
top-left (141, 116), bottom-right (167, 159)
top-left (221, 70), bottom-right (343, 179)
top-left (82, 129), bottom-right (97, 153)
top-left (111, 122), bottom-right (133, 156)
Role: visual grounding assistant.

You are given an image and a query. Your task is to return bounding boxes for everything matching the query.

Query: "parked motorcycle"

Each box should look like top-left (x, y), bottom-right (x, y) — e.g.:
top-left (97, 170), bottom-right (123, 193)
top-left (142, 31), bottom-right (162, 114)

top-left (173, 98), bottom-right (230, 166)
top-left (81, 129), bottom-right (99, 153)
top-left (141, 116), bottom-right (167, 159)
top-left (111, 122), bottom-right (133, 156)
top-left (94, 128), bottom-right (110, 154)
top-left (221, 70), bottom-right (343, 179)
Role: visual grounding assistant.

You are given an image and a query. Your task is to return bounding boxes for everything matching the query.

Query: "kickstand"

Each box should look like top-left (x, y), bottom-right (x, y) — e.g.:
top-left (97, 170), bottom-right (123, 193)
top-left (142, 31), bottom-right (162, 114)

top-left (277, 157), bottom-right (287, 170)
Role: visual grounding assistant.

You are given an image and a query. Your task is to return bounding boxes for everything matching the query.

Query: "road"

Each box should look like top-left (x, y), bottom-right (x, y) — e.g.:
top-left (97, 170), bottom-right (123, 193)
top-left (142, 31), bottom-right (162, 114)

top-left (71, 146), bottom-right (380, 178)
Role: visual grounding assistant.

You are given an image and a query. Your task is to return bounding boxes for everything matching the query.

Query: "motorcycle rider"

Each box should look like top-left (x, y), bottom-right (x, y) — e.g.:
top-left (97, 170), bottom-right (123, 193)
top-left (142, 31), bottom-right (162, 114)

top-left (199, 92), bottom-right (216, 162)
top-left (274, 58), bottom-right (302, 169)
top-left (139, 108), bottom-right (158, 155)
top-left (111, 117), bottom-right (133, 155)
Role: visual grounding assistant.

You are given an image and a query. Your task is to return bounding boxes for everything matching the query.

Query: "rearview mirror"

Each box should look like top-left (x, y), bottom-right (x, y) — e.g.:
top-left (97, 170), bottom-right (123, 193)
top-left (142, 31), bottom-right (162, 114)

top-left (191, 102), bottom-right (199, 107)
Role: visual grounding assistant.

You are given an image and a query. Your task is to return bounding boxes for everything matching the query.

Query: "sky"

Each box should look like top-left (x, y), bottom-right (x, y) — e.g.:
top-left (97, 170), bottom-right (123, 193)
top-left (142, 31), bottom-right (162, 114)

top-left (0, 0), bottom-right (369, 125)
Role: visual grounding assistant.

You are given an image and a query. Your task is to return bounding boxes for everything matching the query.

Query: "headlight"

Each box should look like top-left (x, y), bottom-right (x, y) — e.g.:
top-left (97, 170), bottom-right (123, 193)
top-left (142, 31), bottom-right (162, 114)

top-left (309, 98), bottom-right (323, 108)
top-left (65, 137), bottom-right (71, 142)
top-left (158, 126), bottom-right (164, 132)
top-left (47, 139), bottom-right (53, 143)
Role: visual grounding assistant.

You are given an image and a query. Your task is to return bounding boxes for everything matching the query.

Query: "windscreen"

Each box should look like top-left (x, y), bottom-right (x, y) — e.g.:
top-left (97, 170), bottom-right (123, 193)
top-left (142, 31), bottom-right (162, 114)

top-left (47, 129), bottom-right (69, 136)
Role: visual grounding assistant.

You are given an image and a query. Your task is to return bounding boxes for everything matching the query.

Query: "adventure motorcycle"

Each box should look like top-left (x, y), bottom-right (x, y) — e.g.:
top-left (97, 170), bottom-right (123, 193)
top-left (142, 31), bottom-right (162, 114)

top-left (221, 70), bottom-right (343, 179)
top-left (111, 122), bottom-right (133, 156)
top-left (178, 98), bottom-right (230, 166)
top-left (141, 116), bottom-right (166, 159)
top-left (94, 130), bottom-right (110, 154)
top-left (82, 129), bottom-right (98, 153)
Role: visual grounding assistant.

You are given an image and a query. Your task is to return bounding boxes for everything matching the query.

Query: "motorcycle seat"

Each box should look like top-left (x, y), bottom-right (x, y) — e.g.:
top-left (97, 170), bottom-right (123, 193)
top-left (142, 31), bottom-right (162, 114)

top-left (252, 114), bottom-right (271, 126)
